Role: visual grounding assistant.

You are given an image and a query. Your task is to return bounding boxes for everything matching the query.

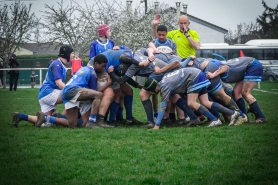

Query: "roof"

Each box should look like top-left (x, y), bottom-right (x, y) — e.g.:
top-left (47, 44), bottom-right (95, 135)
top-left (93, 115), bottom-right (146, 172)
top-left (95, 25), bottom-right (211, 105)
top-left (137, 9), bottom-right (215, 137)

top-left (19, 42), bottom-right (61, 55)
top-left (156, 7), bottom-right (228, 34)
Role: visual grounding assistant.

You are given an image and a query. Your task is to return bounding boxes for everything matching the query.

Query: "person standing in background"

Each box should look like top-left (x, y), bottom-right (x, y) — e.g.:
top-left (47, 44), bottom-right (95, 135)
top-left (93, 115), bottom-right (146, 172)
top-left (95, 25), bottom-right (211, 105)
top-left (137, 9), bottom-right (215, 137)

top-left (30, 71), bottom-right (38, 88)
top-left (71, 52), bottom-right (83, 75)
top-left (8, 54), bottom-right (20, 91)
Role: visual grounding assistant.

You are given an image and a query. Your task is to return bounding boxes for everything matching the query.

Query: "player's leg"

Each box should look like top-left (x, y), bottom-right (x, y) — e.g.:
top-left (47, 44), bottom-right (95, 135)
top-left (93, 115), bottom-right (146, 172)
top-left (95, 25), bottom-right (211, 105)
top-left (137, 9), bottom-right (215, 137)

top-left (140, 88), bottom-right (155, 125)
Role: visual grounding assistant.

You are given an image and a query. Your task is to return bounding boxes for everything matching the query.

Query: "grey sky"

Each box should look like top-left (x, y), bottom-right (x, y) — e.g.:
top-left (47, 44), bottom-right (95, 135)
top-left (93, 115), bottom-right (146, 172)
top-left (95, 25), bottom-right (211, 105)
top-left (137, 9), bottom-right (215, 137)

top-left (1, 0), bottom-right (277, 31)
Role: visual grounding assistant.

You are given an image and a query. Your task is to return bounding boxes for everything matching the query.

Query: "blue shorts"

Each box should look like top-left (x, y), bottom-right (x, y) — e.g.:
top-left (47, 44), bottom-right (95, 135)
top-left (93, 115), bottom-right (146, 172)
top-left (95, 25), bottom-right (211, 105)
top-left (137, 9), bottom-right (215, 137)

top-left (187, 72), bottom-right (211, 94)
top-left (203, 62), bottom-right (222, 95)
top-left (244, 59), bottom-right (263, 82)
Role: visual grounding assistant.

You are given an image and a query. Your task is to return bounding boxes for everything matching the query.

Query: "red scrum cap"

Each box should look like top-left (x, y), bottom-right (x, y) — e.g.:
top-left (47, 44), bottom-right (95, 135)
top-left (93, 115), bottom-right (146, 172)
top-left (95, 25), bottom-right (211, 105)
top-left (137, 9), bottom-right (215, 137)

top-left (97, 24), bottom-right (110, 37)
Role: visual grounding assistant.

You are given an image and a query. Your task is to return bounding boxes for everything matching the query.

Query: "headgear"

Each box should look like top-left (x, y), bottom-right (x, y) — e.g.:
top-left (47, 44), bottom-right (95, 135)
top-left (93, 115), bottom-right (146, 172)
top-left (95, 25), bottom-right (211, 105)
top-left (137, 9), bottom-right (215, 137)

top-left (58, 45), bottom-right (73, 62)
top-left (97, 24), bottom-right (110, 37)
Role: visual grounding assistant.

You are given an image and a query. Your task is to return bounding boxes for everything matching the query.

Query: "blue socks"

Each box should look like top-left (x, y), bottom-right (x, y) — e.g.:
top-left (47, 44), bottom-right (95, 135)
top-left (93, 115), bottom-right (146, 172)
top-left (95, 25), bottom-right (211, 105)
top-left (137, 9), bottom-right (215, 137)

top-left (249, 101), bottom-right (266, 118)
top-left (116, 106), bottom-right (124, 120)
top-left (89, 113), bottom-right (97, 123)
top-left (109, 101), bottom-right (120, 123)
top-left (197, 105), bottom-right (217, 121)
top-left (175, 98), bottom-right (198, 120)
top-left (211, 102), bottom-right (234, 115)
top-left (236, 97), bottom-right (247, 116)
top-left (124, 95), bottom-right (133, 120)
top-left (18, 113), bottom-right (28, 121)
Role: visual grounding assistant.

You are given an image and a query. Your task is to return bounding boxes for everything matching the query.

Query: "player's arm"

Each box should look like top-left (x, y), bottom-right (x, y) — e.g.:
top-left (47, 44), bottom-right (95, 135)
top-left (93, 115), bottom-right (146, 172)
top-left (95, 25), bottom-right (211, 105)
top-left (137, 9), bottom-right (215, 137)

top-left (55, 79), bottom-right (65, 90)
top-left (153, 101), bottom-right (168, 130)
top-left (120, 54), bottom-right (149, 67)
top-left (154, 61), bottom-right (180, 74)
top-left (89, 43), bottom-right (96, 60)
top-left (151, 14), bottom-right (160, 38)
top-left (180, 56), bottom-right (195, 68)
top-left (98, 75), bottom-right (112, 92)
top-left (206, 65), bottom-right (229, 79)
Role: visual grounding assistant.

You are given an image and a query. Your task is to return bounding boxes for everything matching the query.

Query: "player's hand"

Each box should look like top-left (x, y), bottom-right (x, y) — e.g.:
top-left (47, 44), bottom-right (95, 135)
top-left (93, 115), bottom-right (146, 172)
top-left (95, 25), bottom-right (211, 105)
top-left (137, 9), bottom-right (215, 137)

top-left (108, 65), bottom-right (114, 73)
top-left (154, 66), bottom-right (162, 74)
top-left (191, 55), bottom-right (196, 60)
top-left (139, 60), bottom-right (149, 67)
top-left (151, 14), bottom-right (161, 26)
top-left (206, 72), bottom-right (214, 79)
top-left (152, 125), bottom-right (160, 130)
top-left (153, 49), bottom-right (161, 54)
top-left (188, 60), bottom-right (194, 66)
top-left (148, 55), bottom-right (155, 62)
top-left (113, 46), bottom-right (120, 50)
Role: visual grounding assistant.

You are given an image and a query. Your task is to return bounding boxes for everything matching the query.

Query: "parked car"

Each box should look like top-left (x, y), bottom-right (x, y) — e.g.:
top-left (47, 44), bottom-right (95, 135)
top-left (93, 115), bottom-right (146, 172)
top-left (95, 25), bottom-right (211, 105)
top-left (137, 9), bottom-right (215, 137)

top-left (262, 66), bottom-right (278, 82)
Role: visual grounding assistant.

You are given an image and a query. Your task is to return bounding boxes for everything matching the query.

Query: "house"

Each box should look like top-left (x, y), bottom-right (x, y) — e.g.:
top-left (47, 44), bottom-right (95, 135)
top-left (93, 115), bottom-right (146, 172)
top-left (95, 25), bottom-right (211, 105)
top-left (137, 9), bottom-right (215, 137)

top-left (161, 3), bottom-right (228, 43)
top-left (16, 42), bottom-right (60, 56)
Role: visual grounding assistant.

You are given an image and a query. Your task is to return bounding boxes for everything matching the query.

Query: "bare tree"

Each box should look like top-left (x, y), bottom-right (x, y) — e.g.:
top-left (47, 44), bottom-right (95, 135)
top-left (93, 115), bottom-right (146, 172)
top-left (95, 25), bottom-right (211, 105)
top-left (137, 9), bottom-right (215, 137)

top-left (39, 0), bottom-right (173, 56)
top-left (0, 0), bottom-right (36, 88)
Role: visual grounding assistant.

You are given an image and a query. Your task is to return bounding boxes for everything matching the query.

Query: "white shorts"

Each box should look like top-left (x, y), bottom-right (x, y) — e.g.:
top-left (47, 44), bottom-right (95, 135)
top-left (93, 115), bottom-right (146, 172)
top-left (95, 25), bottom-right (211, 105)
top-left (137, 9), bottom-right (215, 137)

top-left (64, 91), bottom-right (92, 116)
top-left (39, 89), bottom-right (61, 113)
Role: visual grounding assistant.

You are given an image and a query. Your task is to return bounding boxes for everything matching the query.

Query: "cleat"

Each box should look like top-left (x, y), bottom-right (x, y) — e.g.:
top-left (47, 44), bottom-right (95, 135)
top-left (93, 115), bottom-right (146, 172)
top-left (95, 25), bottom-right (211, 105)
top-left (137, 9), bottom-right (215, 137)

top-left (184, 119), bottom-right (201, 127)
top-left (198, 115), bottom-right (206, 122)
top-left (35, 112), bottom-right (46, 128)
top-left (126, 118), bottom-right (144, 125)
top-left (208, 119), bottom-right (222, 127)
top-left (143, 121), bottom-right (155, 129)
top-left (175, 117), bottom-right (190, 126)
top-left (234, 114), bottom-right (248, 126)
top-left (97, 119), bottom-right (115, 128)
top-left (85, 122), bottom-right (102, 129)
top-left (253, 117), bottom-right (267, 123)
top-left (12, 112), bottom-right (21, 127)
top-left (228, 111), bottom-right (240, 126)
top-left (161, 118), bottom-right (171, 125)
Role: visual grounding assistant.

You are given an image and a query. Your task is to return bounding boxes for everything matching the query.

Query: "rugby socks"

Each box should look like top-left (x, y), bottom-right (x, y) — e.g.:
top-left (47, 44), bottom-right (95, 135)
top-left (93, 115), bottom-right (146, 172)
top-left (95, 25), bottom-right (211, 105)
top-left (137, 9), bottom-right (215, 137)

top-left (116, 106), bottom-right (124, 121)
top-left (236, 98), bottom-right (247, 116)
top-left (197, 105), bottom-right (217, 121)
top-left (142, 99), bottom-right (154, 123)
top-left (124, 95), bottom-right (133, 120)
top-left (17, 113), bottom-right (28, 121)
top-left (88, 113), bottom-right (97, 123)
top-left (175, 98), bottom-right (198, 121)
top-left (209, 108), bottom-right (221, 119)
top-left (109, 101), bottom-right (120, 123)
top-left (211, 102), bottom-right (234, 115)
top-left (45, 115), bottom-right (56, 124)
top-left (249, 101), bottom-right (266, 118)
top-left (76, 119), bottom-right (84, 127)
top-left (225, 97), bottom-right (244, 117)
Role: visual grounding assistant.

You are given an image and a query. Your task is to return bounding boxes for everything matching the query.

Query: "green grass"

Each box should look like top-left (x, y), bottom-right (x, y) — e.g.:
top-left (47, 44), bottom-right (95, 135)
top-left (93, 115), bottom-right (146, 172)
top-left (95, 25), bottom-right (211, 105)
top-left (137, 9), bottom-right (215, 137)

top-left (0, 83), bottom-right (278, 185)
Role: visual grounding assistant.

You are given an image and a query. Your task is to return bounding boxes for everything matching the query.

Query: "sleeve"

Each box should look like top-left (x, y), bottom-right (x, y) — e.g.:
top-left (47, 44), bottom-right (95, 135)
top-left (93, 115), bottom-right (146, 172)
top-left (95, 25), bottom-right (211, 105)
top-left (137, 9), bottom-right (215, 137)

top-left (15, 59), bottom-right (20, 67)
top-left (155, 101), bottom-right (168, 126)
top-left (180, 57), bottom-right (193, 68)
top-left (88, 73), bottom-right (98, 90)
top-left (109, 72), bottom-right (129, 84)
top-left (190, 30), bottom-right (200, 43)
top-left (89, 42), bottom-right (96, 60)
top-left (51, 62), bottom-right (64, 81)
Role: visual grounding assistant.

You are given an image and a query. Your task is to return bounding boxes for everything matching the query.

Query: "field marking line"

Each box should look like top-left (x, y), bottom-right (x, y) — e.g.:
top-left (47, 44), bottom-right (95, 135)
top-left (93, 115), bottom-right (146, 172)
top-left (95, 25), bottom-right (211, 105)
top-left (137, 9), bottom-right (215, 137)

top-left (253, 88), bottom-right (278, 94)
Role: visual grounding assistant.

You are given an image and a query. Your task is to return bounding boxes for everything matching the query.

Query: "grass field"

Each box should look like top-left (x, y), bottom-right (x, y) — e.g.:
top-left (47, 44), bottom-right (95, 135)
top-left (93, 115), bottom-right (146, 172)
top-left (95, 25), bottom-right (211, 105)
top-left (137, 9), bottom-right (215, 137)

top-left (0, 82), bottom-right (278, 185)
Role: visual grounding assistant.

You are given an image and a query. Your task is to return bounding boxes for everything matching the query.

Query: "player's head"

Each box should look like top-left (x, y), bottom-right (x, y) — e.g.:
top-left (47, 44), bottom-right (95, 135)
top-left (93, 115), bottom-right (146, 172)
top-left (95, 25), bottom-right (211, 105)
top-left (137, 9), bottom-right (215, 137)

top-left (98, 24), bottom-right (111, 38)
top-left (178, 15), bottom-right (190, 32)
top-left (11, 53), bottom-right (17, 59)
top-left (89, 54), bottom-right (108, 73)
top-left (157, 25), bottom-right (167, 42)
top-left (58, 44), bottom-right (74, 62)
top-left (143, 77), bottom-right (159, 94)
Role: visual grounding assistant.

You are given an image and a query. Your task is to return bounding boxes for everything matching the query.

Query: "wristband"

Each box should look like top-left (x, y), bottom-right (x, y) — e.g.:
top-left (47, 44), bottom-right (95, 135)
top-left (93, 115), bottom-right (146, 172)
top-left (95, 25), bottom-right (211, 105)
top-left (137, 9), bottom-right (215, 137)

top-left (186, 34), bottom-right (190, 38)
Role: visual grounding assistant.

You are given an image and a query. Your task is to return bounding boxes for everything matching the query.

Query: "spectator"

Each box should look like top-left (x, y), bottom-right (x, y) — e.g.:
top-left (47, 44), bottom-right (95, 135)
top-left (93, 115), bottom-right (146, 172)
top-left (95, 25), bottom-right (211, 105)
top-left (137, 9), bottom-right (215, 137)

top-left (47, 58), bottom-right (54, 68)
top-left (71, 52), bottom-right (83, 75)
top-left (30, 71), bottom-right (38, 88)
top-left (8, 54), bottom-right (20, 91)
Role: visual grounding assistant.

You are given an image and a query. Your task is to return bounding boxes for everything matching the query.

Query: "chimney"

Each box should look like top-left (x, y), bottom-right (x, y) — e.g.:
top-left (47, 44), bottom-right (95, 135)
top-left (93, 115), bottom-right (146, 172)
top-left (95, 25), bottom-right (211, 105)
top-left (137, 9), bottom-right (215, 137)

top-left (183, 4), bottom-right (188, 15)
top-left (154, 1), bottom-right (160, 10)
top-left (126, 1), bottom-right (133, 15)
top-left (175, 2), bottom-right (181, 20)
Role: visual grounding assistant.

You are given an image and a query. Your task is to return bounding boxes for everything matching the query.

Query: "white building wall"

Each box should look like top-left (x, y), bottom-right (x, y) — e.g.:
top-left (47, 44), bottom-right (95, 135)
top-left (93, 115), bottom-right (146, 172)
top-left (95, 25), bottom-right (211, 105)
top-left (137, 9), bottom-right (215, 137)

top-left (189, 21), bottom-right (225, 43)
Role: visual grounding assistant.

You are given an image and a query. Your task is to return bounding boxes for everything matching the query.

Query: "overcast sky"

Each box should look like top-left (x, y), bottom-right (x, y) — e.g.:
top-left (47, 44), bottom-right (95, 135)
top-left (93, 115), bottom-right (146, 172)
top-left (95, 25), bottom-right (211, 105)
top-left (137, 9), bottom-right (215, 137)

top-left (1, 0), bottom-right (277, 31)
